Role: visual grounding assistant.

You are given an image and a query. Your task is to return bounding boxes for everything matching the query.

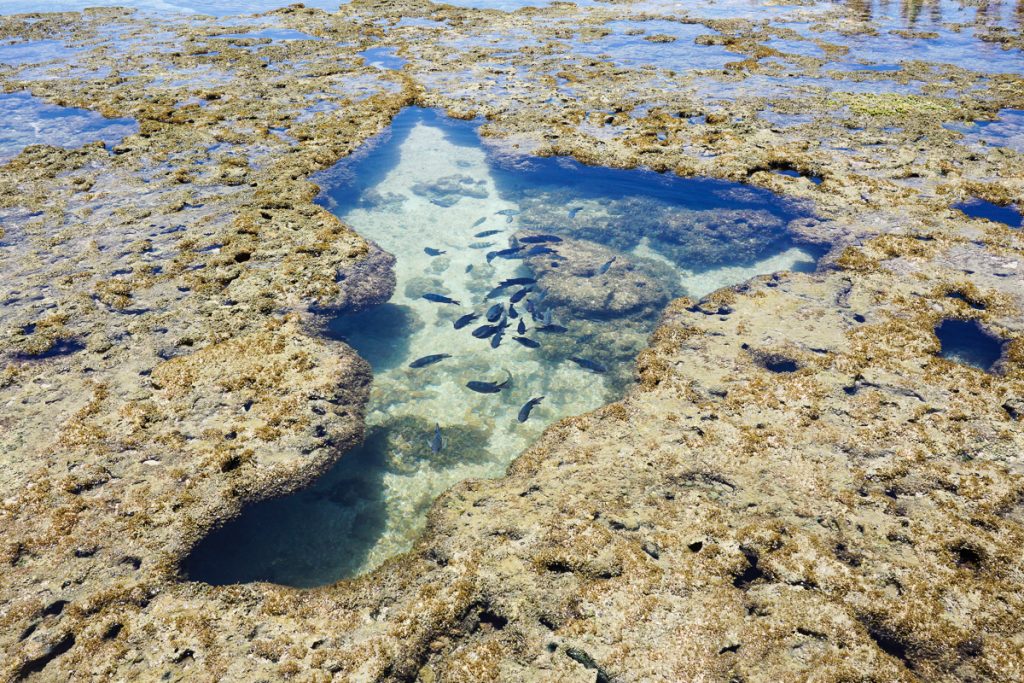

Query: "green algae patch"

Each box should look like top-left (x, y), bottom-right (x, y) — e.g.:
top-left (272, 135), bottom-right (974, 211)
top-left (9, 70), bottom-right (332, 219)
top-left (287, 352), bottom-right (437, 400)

top-left (834, 93), bottom-right (958, 119)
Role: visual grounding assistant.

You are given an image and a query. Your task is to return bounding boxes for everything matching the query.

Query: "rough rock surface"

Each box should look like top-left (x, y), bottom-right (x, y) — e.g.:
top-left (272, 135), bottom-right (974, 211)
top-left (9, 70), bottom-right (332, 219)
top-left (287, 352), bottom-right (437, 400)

top-left (0, 0), bottom-right (1022, 680)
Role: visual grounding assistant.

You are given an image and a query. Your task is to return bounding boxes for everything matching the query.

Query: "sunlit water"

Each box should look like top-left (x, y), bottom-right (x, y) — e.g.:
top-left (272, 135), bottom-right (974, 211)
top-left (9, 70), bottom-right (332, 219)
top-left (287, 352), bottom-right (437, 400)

top-left (183, 108), bottom-right (820, 587)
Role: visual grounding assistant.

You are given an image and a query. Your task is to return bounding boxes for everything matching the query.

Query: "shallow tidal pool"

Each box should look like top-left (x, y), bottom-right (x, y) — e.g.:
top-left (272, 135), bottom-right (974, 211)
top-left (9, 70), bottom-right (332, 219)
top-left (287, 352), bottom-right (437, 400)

top-left (184, 108), bottom-right (820, 587)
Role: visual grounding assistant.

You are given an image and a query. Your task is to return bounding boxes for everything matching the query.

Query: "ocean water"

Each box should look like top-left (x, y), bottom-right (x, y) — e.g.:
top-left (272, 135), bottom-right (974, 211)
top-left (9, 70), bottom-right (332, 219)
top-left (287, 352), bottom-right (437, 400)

top-left (945, 109), bottom-right (1024, 153)
top-left (0, 91), bottom-right (138, 164)
top-left (183, 108), bottom-right (820, 587)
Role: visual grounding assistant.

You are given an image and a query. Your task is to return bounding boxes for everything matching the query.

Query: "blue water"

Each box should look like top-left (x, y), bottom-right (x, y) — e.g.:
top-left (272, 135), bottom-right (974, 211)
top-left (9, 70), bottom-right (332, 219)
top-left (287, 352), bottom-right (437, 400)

top-left (0, 39), bottom-right (82, 67)
top-left (183, 107), bottom-right (822, 587)
top-left (954, 198), bottom-right (1022, 229)
top-left (0, 92), bottom-right (138, 164)
top-left (935, 319), bottom-right (1004, 372)
top-left (358, 46), bottom-right (406, 70)
top-left (944, 109), bottom-right (1024, 153)
top-left (214, 28), bottom-right (318, 42)
top-left (569, 20), bottom-right (740, 74)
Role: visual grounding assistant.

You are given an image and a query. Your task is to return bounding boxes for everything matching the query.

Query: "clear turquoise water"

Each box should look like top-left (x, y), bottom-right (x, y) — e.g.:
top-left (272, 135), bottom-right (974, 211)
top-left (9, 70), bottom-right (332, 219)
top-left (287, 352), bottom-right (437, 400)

top-left (183, 108), bottom-right (821, 587)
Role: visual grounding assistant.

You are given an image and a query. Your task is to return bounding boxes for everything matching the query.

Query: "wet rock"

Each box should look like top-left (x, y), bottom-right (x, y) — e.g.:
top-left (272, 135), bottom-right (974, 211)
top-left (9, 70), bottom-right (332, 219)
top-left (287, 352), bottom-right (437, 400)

top-left (410, 173), bottom-right (488, 207)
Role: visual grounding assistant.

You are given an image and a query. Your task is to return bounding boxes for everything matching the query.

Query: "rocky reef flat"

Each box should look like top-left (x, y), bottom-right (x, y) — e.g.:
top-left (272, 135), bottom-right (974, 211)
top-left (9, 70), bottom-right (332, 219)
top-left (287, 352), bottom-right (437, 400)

top-left (1, 0), bottom-right (1022, 680)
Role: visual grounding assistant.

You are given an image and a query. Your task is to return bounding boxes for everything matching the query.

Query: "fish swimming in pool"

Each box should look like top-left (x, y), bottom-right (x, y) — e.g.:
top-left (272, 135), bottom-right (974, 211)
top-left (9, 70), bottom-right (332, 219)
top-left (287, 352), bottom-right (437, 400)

top-left (598, 257), bottom-right (616, 275)
top-left (486, 303), bottom-right (504, 322)
top-left (496, 209), bottom-right (520, 216)
top-left (472, 324), bottom-right (501, 339)
top-left (472, 217), bottom-right (487, 227)
top-left (423, 293), bottom-right (460, 305)
top-left (517, 318), bottom-right (526, 335)
top-left (409, 353), bottom-right (451, 368)
top-left (512, 336), bottom-right (539, 348)
top-left (518, 396), bottom-right (544, 423)
top-left (499, 277), bottom-right (536, 287)
top-left (469, 241), bottom-right (495, 249)
top-left (466, 369), bottom-right (512, 393)
top-left (424, 247), bottom-right (446, 256)
top-left (510, 287), bottom-right (532, 304)
top-left (428, 423), bottom-right (443, 454)
top-left (453, 312), bottom-right (479, 329)
top-left (519, 235), bottom-right (562, 244)
top-left (474, 229), bottom-right (503, 238)
top-left (569, 356), bottom-right (607, 373)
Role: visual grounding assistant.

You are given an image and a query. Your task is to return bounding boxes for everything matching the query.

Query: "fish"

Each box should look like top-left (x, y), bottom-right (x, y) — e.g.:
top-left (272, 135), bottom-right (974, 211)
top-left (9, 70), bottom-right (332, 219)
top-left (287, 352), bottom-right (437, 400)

top-left (513, 336), bottom-right (539, 348)
top-left (424, 247), bottom-right (446, 256)
top-left (469, 241), bottom-right (495, 249)
top-left (506, 215), bottom-right (514, 224)
top-left (499, 277), bottom-right (537, 287)
top-left (568, 207), bottom-right (582, 219)
top-left (519, 235), bottom-right (562, 244)
top-left (535, 288), bottom-right (548, 303)
top-left (474, 229), bottom-right (503, 238)
top-left (490, 328), bottom-right (504, 348)
top-left (496, 209), bottom-right (520, 216)
top-left (508, 304), bottom-right (519, 319)
top-left (409, 353), bottom-right (451, 368)
top-left (428, 423), bottom-right (443, 454)
top-left (517, 318), bottom-right (526, 335)
top-left (486, 246), bottom-right (523, 263)
top-left (472, 324), bottom-right (501, 339)
top-left (525, 245), bottom-right (557, 257)
top-left (569, 356), bottom-right (608, 373)
top-left (517, 396), bottom-right (544, 423)
top-left (524, 299), bottom-right (536, 317)
top-left (423, 293), bottom-right (460, 305)
top-left (466, 370), bottom-right (512, 393)
top-left (537, 324), bottom-right (568, 333)
top-left (541, 308), bottom-right (553, 326)
top-left (453, 312), bottom-right (479, 330)
top-left (472, 217), bottom-right (487, 227)
top-left (510, 287), bottom-right (532, 304)
top-left (485, 286), bottom-right (507, 300)
top-left (598, 257), bottom-right (616, 275)
top-left (486, 303), bottom-right (504, 322)
top-left (465, 264), bottom-right (474, 274)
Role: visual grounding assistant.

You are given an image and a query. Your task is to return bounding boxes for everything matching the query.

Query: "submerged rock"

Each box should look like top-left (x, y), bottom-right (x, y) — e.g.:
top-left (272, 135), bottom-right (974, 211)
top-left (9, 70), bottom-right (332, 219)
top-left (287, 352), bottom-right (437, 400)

top-left (519, 231), bottom-right (679, 318)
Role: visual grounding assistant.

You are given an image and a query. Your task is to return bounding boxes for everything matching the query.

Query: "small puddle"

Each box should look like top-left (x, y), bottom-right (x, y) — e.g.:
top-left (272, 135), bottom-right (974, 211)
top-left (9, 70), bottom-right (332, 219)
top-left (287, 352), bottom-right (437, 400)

top-left (0, 92), bottom-right (138, 164)
top-left (935, 319), bottom-right (1005, 372)
top-left (358, 46), bottom-right (407, 70)
top-left (183, 107), bottom-right (821, 588)
top-left (954, 198), bottom-right (1022, 229)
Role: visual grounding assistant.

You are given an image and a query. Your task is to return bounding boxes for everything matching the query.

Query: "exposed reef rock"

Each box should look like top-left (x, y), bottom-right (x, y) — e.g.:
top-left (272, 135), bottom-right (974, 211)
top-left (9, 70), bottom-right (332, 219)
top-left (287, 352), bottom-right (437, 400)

top-left (0, 0), bottom-right (1022, 680)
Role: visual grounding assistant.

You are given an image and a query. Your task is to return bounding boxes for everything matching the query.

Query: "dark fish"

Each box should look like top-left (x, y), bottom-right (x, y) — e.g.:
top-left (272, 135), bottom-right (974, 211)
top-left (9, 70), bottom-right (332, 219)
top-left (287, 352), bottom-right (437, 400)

top-left (496, 209), bottom-right (520, 216)
top-left (508, 304), bottom-right (519, 319)
top-left (510, 287), bottom-right (532, 304)
top-left (486, 246), bottom-right (523, 263)
top-left (466, 370), bottom-right (512, 393)
top-left (525, 299), bottom-right (536, 317)
top-left (485, 286), bottom-right (507, 300)
top-left (517, 318), bottom-right (526, 335)
top-left (454, 312), bottom-right (479, 329)
top-left (525, 245), bottom-right (557, 257)
top-left (474, 229), bottom-right (503, 238)
top-left (486, 303), bottom-right (504, 322)
top-left (472, 324), bottom-right (500, 339)
top-left (428, 423), bottom-right (443, 454)
top-left (499, 277), bottom-right (537, 287)
top-left (569, 356), bottom-right (607, 373)
top-left (517, 396), bottom-right (544, 423)
top-left (472, 216), bottom-right (487, 227)
top-left (424, 247), bottom-right (446, 256)
top-left (519, 234), bottom-right (562, 244)
top-left (465, 264), bottom-right (474, 274)
top-left (423, 293), bottom-right (460, 305)
top-left (506, 215), bottom-right (514, 224)
top-left (513, 336), bottom-right (539, 348)
top-left (541, 308), bottom-right (553, 326)
top-left (537, 324), bottom-right (567, 333)
top-left (598, 257), bottom-right (616, 275)
top-left (568, 207), bottom-right (582, 218)
top-left (409, 353), bottom-right (451, 368)
top-left (469, 241), bottom-right (495, 249)
top-left (490, 328), bottom-right (504, 349)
